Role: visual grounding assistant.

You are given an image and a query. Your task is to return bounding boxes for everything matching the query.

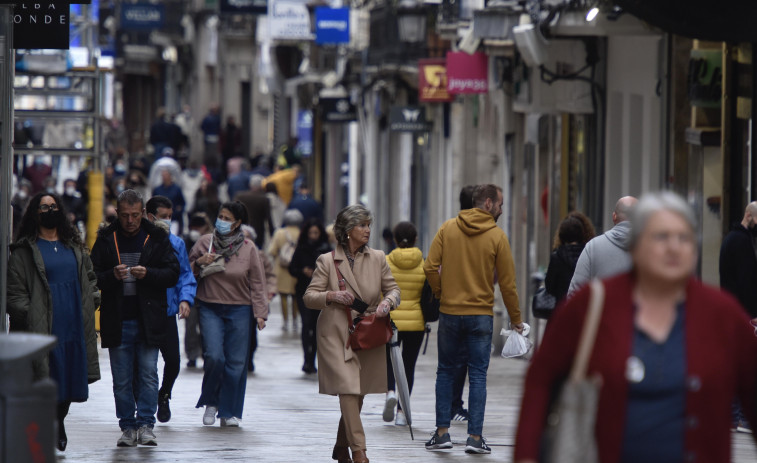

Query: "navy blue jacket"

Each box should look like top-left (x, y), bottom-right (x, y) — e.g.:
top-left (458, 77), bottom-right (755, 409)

top-left (719, 224), bottom-right (757, 318)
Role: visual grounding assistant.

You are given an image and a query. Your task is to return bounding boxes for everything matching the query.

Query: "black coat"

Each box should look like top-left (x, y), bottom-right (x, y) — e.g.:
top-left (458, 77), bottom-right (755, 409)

top-left (90, 218), bottom-right (179, 348)
top-left (289, 240), bottom-right (332, 298)
top-left (719, 224), bottom-right (757, 318)
top-left (544, 243), bottom-right (585, 303)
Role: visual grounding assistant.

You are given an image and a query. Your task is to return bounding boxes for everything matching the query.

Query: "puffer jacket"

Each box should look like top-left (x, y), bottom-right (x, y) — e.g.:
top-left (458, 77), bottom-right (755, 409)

top-left (7, 237), bottom-right (101, 383)
top-left (386, 247), bottom-right (425, 332)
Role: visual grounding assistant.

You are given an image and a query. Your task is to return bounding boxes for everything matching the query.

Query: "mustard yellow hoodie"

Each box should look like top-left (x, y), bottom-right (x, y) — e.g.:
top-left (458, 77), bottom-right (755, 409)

top-left (423, 208), bottom-right (521, 324)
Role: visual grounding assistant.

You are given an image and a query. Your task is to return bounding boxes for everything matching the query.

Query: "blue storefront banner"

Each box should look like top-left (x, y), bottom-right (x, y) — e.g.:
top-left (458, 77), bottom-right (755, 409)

top-left (315, 7), bottom-right (349, 45)
top-left (121, 3), bottom-right (165, 31)
top-left (296, 110), bottom-right (313, 157)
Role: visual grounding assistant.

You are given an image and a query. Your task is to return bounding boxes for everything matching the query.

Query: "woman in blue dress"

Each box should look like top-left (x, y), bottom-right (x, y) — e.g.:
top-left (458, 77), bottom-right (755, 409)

top-left (7, 192), bottom-right (101, 452)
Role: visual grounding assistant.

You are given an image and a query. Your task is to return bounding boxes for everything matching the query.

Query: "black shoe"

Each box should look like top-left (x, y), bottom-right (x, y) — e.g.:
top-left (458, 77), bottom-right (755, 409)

top-left (57, 421), bottom-right (67, 451)
top-left (186, 359), bottom-right (196, 368)
top-left (302, 364), bottom-right (317, 374)
top-left (452, 408), bottom-right (470, 422)
top-left (425, 431), bottom-right (453, 450)
top-left (465, 436), bottom-right (491, 454)
top-left (157, 393), bottom-right (171, 423)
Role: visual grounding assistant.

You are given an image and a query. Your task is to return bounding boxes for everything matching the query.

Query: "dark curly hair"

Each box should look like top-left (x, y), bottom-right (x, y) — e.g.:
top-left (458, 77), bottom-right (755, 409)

top-left (219, 201), bottom-right (249, 224)
top-left (297, 218), bottom-right (328, 248)
top-left (15, 191), bottom-right (84, 249)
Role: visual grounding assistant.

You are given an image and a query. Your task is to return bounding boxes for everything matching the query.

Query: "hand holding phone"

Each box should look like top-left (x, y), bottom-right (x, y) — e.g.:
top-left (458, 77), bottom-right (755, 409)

top-left (351, 298), bottom-right (369, 314)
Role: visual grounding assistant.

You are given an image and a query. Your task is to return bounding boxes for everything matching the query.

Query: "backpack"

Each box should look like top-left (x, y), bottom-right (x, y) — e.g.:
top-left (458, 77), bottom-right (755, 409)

top-left (420, 279), bottom-right (440, 322)
top-left (278, 230), bottom-right (296, 268)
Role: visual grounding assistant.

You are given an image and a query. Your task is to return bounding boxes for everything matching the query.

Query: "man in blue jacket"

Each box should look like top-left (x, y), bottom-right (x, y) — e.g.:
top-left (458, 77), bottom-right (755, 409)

top-left (146, 196), bottom-right (197, 424)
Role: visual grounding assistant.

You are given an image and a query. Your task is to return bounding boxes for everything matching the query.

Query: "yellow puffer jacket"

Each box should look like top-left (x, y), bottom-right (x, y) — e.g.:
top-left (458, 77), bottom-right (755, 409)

top-left (386, 247), bottom-right (426, 332)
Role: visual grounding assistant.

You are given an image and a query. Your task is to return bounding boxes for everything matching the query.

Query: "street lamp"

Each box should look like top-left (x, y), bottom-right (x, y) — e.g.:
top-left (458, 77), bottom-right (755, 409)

top-left (396, 0), bottom-right (427, 43)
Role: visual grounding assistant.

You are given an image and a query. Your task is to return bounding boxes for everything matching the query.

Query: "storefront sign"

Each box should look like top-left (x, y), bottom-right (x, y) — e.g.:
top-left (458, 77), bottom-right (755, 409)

top-left (419, 58), bottom-right (454, 102)
top-left (13, 2), bottom-right (69, 49)
top-left (446, 51), bottom-right (488, 94)
top-left (389, 106), bottom-right (432, 132)
top-left (315, 7), bottom-right (350, 44)
top-left (121, 3), bottom-right (165, 31)
top-left (221, 0), bottom-right (266, 15)
top-left (296, 110), bottom-right (313, 156)
top-left (269, 0), bottom-right (311, 40)
top-left (320, 97), bottom-right (357, 123)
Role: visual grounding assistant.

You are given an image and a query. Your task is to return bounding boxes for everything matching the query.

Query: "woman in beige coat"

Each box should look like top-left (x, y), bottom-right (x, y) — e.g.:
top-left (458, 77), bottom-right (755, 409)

top-left (267, 209), bottom-right (303, 330)
top-left (304, 204), bottom-right (400, 463)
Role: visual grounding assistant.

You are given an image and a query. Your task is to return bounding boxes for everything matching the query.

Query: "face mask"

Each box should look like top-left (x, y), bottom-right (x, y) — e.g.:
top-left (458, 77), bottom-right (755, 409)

top-left (65, 187), bottom-right (76, 196)
top-left (189, 230), bottom-right (201, 242)
top-left (215, 218), bottom-right (233, 235)
top-left (17, 190), bottom-right (27, 200)
top-left (114, 163), bottom-right (127, 174)
top-left (45, 187), bottom-right (55, 194)
top-left (160, 219), bottom-right (172, 229)
top-left (116, 184), bottom-right (125, 194)
top-left (39, 210), bottom-right (64, 229)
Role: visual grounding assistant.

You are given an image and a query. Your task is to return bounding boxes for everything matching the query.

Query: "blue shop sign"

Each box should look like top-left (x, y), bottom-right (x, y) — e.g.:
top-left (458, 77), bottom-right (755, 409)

top-left (296, 110), bottom-right (313, 157)
top-left (315, 7), bottom-right (349, 45)
top-left (121, 3), bottom-right (165, 31)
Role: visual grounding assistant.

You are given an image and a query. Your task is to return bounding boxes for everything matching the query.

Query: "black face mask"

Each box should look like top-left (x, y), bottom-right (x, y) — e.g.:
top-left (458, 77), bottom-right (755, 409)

top-left (39, 210), bottom-right (64, 229)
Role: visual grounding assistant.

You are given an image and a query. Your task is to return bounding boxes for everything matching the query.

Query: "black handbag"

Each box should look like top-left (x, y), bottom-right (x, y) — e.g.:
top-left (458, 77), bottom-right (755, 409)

top-left (420, 279), bottom-right (440, 322)
top-left (532, 286), bottom-right (556, 320)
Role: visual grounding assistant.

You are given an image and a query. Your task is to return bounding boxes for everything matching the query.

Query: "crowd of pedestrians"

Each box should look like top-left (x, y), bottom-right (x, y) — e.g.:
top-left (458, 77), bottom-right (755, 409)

top-left (6, 109), bottom-right (757, 462)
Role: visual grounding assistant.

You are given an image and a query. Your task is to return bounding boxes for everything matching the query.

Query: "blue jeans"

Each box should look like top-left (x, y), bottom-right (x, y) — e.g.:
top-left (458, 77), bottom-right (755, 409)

top-left (108, 320), bottom-right (160, 430)
top-left (196, 301), bottom-right (251, 419)
top-left (435, 313), bottom-right (493, 436)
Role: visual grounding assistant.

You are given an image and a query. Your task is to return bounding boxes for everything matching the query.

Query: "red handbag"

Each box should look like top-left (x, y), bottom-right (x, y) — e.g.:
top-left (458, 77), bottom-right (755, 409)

top-left (332, 252), bottom-right (392, 351)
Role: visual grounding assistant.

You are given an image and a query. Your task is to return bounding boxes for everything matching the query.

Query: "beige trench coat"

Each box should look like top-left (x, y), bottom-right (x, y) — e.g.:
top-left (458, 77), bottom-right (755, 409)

top-left (304, 245), bottom-right (400, 396)
top-left (267, 225), bottom-right (300, 294)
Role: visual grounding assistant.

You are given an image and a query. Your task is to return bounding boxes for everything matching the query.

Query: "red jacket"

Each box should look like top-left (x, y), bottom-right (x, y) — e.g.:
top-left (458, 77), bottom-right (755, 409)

top-left (514, 273), bottom-right (757, 462)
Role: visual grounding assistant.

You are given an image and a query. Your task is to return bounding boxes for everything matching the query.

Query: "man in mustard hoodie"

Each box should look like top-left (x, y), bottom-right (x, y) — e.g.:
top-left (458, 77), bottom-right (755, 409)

top-left (423, 183), bottom-right (523, 455)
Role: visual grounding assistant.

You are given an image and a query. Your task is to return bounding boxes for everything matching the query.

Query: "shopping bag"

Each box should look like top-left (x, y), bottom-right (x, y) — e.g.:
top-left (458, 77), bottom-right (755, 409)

top-left (500, 323), bottom-right (532, 358)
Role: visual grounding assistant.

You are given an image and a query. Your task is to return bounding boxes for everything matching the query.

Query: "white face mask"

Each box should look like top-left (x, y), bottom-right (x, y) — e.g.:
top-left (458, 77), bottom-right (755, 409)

top-left (189, 230), bottom-right (201, 242)
top-left (65, 187), bottom-right (76, 196)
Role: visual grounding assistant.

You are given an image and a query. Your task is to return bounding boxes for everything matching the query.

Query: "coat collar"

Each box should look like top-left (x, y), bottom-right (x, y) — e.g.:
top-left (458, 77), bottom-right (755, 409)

top-left (333, 245), bottom-right (365, 300)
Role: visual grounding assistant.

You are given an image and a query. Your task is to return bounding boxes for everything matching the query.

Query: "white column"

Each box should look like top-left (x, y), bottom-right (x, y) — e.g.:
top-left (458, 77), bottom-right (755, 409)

top-left (399, 132), bottom-right (413, 221)
top-left (348, 121), bottom-right (360, 205)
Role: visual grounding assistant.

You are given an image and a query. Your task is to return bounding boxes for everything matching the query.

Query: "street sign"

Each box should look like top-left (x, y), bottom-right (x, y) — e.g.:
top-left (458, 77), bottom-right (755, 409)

top-left (296, 109), bottom-right (313, 156)
top-left (320, 97), bottom-right (357, 123)
top-left (13, 2), bottom-right (69, 49)
top-left (446, 51), bottom-right (489, 94)
top-left (120, 3), bottom-right (166, 31)
top-left (389, 106), bottom-right (432, 132)
top-left (419, 58), bottom-right (454, 102)
top-left (315, 7), bottom-right (350, 45)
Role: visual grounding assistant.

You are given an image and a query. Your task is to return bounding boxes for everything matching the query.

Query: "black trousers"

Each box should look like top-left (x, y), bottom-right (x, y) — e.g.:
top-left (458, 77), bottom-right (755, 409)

top-left (386, 330), bottom-right (425, 409)
top-left (185, 301), bottom-right (203, 361)
top-left (297, 293), bottom-right (320, 367)
top-left (159, 315), bottom-right (180, 397)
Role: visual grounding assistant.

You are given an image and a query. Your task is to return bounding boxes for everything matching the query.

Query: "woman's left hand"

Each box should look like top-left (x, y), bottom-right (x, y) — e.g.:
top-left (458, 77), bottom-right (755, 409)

top-left (257, 317), bottom-right (266, 330)
top-left (376, 300), bottom-right (392, 318)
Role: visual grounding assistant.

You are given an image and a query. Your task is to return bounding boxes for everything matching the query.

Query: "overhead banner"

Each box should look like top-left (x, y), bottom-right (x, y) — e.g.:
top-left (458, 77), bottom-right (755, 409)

top-left (389, 106), bottom-right (432, 132)
top-left (120, 3), bottom-right (165, 31)
top-left (446, 51), bottom-right (488, 94)
top-left (315, 7), bottom-right (349, 45)
top-left (13, 2), bottom-right (70, 49)
top-left (419, 58), bottom-right (454, 102)
top-left (269, 0), bottom-right (311, 40)
top-left (320, 97), bottom-right (357, 123)
top-left (221, 0), bottom-right (267, 15)
top-left (296, 110), bottom-right (313, 156)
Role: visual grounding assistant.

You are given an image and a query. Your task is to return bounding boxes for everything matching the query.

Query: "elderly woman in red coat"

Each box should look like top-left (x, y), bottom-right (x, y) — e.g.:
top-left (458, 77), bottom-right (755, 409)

top-left (515, 191), bottom-right (757, 463)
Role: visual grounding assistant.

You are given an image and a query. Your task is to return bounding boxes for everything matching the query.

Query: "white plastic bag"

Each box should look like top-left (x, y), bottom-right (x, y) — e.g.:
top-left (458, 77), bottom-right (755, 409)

top-left (501, 323), bottom-right (532, 358)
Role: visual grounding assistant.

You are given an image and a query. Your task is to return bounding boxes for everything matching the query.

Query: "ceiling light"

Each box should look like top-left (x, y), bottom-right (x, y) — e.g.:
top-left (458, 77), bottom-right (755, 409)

top-left (586, 7), bottom-right (599, 22)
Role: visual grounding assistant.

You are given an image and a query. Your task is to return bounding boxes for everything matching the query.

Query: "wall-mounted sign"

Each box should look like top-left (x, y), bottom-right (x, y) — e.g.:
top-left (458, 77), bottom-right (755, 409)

top-left (315, 7), bottom-right (349, 45)
top-left (419, 58), bottom-right (454, 102)
top-left (389, 106), bottom-right (432, 132)
top-left (320, 97), bottom-right (357, 123)
top-left (446, 51), bottom-right (489, 94)
top-left (221, 0), bottom-right (266, 15)
top-left (13, 2), bottom-right (69, 49)
top-left (688, 49), bottom-right (722, 108)
top-left (296, 110), bottom-right (313, 156)
top-left (121, 3), bottom-right (165, 31)
top-left (269, 0), bottom-right (311, 40)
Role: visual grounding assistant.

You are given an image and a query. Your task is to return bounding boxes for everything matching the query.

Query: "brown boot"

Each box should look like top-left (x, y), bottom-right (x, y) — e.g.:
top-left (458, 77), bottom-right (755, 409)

top-left (351, 449), bottom-right (369, 463)
top-left (332, 446), bottom-right (352, 463)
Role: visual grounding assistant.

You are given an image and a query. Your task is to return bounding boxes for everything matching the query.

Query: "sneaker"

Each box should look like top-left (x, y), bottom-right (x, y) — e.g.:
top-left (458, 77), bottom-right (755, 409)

top-left (425, 431), bottom-right (453, 450)
top-left (395, 410), bottom-right (407, 426)
top-left (220, 417), bottom-right (240, 427)
top-left (737, 420), bottom-right (753, 433)
top-left (465, 436), bottom-right (491, 454)
top-left (137, 426), bottom-right (157, 446)
top-left (116, 428), bottom-right (137, 447)
top-left (157, 393), bottom-right (171, 423)
top-left (203, 406), bottom-right (218, 426)
top-left (186, 359), bottom-right (197, 368)
top-left (452, 408), bottom-right (470, 422)
top-left (383, 391), bottom-right (397, 422)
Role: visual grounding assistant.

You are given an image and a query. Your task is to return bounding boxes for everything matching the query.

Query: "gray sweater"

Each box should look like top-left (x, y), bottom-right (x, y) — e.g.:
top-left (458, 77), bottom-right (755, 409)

top-left (568, 221), bottom-right (632, 296)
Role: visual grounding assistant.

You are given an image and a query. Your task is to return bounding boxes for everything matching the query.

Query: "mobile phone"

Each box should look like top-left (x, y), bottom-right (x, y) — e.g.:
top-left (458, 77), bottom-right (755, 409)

top-left (352, 298), bottom-right (369, 314)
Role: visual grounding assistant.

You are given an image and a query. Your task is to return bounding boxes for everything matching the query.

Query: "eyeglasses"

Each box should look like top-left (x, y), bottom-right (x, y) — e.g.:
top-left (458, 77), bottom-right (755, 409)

top-left (38, 204), bottom-right (59, 212)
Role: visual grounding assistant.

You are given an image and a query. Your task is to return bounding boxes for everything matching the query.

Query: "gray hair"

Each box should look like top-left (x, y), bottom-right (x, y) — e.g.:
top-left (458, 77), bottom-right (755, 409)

top-left (628, 191), bottom-right (698, 250)
top-left (249, 174), bottom-right (265, 190)
top-left (334, 204), bottom-right (372, 247)
top-left (117, 189), bottom-right (144, 209)
top-left (282, 209), bottom-right (304, 227)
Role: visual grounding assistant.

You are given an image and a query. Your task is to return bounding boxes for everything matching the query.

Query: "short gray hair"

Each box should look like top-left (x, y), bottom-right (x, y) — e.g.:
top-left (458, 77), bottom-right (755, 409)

top-left (282, 209), bottom-right (304, 227)
top-left (628, 191), bottom-right (697, 250)
top-left (117, 189), bottom-right (144, 209)
top-left (334, 204), bottom-right (372, 247)
top-left (249, 174), bottom-right (265, 190)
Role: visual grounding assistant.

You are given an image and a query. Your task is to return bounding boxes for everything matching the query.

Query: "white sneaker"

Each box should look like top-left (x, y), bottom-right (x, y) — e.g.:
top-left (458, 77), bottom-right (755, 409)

top-left (203, 406), bottom-right (218, 425)
top-left (220, 417), bottom-right (240, 427)
top-left (395, 410), bottom-right (407, 426)
top-left (383, 391), bottom-right (397, 422)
